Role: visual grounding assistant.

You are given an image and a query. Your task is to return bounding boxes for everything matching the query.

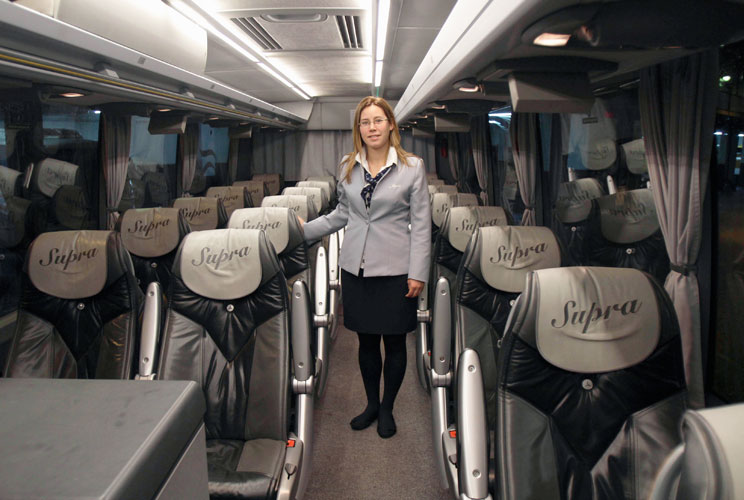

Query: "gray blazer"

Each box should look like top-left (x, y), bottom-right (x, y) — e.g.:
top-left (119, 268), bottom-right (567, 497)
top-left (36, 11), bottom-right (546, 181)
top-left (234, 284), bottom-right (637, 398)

top-left (303, 156), bottom-right (431, 282)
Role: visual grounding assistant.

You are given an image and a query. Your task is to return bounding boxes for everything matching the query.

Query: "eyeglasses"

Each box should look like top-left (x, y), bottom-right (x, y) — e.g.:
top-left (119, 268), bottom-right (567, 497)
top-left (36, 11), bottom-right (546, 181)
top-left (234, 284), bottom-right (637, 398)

top-left (359, 117), bottom-right (388, 128)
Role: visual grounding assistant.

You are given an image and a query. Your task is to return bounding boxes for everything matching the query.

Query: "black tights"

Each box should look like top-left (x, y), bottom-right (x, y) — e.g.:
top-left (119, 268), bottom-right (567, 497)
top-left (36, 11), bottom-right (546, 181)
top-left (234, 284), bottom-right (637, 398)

top-left (357, 332), bottom-right (407, 412)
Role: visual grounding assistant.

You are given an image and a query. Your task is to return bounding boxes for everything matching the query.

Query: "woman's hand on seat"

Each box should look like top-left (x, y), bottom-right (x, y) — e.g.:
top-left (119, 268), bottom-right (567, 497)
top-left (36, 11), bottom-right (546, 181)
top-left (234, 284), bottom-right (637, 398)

top-left (405, 279), bottom-right (424, 298)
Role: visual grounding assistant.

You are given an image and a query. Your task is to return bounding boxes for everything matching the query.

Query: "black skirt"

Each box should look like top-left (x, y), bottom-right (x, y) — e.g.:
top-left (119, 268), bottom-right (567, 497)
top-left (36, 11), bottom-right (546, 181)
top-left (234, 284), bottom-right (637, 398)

top-left (341, 269), bottom-right (417, 335)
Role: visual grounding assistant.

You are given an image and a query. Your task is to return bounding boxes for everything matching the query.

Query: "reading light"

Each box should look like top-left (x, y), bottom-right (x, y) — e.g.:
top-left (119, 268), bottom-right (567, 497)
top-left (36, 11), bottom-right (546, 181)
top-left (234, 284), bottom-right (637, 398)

top-left (453, 79), bottom-right (480, 93)
top-left (428, 102), bottom-right (446, 110)
top-left (59, 92), bottom-right (85, 98)
top-left (158, 108), bottom-right (173, 112)
top-left (721, 75), bottom-right (732, 82)
top-left (533, 32), bottom-right (571, 47)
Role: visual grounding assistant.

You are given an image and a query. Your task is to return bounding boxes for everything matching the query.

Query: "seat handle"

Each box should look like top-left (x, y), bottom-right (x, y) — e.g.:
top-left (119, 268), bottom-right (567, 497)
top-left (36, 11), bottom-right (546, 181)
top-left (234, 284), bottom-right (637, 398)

top-left (137, 281), bottom-right (161, 380)
top-left (291, 280), bottom-right (313, 384)
top-left (431, 277), bottom-right (452, 382)
top-left (457, 349), bottom-right (490, 500)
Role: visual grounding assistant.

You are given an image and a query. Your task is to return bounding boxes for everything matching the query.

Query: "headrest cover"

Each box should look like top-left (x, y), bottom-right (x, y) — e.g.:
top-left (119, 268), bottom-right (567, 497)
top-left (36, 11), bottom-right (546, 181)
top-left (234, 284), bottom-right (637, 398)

top-left (282, 186), bottom-right (324, 212)
top-left (435, 185), bottom-right (458, 195)
top-left (534, 266), bottom-right (660, 373)
top-left (0, 165), bottom-right (22, 197)
top-left (0, 196), bottom-right (30, 248)
top-left (252, 173), bottom-right (280, 195)
top-left (622, 138), bottom-right (648, 175)
top-left (307, 175), bottom-right (336, 190)
top-left (173, 197), bottom-right (220, 231)
top-left (431, 192), bottom-right (456, 227)
top-left (206, 186), bottom-right (245, 217)
top-left (262, 195), bottom-right (316, 221)
top-left (427, 185), bottom-right (438, 195)
top-left (227, 207), bottom-right (291, 254)
top-left (53, 185), bottom-right (88, 229)
top-left (456, 193), bottom-right (479, 207)
top-left (428, 178), bottom-right (445, 186)
top-left (34, 158), bottom-right (80, 197)
top-left (120, 207), bottom-right (182, 257)
top-left (233, 180), bottom-right (266, 206)
top-left (555, 178), bottom-right (604, 224)
top-left (446, 206), bottom-right (508, 252)
top-left (297, 181), bottom-right (331, 202)
top-left (598, 188), bottom-right (660, 244)
top-left (179, 229), bottom-right (262, 300)
top-left (426, 173), bottom-right (440, 180)
top-left (28, 230), bottom-right (110, 299)
top-left (479, 226), bottom-right (560, 293)
top-left (581, 137), bottom-right (617, 171)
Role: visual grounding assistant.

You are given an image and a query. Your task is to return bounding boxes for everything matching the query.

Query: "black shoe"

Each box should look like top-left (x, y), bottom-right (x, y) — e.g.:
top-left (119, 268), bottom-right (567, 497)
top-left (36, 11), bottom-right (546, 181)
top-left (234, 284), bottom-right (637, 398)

top-left (350, 406), bottom-right (379, 430)
top-left (377, 409), bottom-right (396, 438)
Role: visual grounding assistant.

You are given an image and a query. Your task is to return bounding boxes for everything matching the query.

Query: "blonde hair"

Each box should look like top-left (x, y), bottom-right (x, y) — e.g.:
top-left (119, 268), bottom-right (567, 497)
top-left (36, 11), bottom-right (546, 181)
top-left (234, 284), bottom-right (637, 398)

top-left (341, 96), bottom-right (415, 183)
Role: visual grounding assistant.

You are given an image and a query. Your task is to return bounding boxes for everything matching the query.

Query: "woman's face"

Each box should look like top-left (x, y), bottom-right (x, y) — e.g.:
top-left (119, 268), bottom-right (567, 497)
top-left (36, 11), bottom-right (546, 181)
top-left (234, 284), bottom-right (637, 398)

top-left (359, 104), bottom-right (393, 150)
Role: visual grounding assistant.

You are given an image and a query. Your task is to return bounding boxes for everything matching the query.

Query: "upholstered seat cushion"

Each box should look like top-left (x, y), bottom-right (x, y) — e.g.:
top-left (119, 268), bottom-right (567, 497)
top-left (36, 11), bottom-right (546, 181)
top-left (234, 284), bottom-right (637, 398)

top-left (207, 439), bottom-right (286, 500)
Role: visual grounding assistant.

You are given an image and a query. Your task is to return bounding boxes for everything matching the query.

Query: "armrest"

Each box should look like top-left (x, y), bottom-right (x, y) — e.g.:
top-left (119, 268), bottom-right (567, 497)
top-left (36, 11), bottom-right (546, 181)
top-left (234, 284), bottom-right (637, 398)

top-left (328, 232), bottom-right (339, 290)
top-left (457, 348), bottom-right (491, 500)
top-left (314, 246), bottom-right (328, 324)
top-left (290, 280), bottom-right (314, 392)
top-left (136, 281), bottom-right (162, 380)
top-left (431, 276), bottom-right (452, 386)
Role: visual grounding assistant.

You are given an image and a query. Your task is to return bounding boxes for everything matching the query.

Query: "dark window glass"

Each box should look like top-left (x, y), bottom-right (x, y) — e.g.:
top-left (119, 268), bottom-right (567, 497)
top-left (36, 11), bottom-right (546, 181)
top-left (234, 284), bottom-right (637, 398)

top-left (190, 123), bottom-right (229, 195)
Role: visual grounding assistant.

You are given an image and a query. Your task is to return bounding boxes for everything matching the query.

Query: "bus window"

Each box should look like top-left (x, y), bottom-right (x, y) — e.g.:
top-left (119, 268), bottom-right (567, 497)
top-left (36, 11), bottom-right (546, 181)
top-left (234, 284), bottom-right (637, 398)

top-left (189, 123), bottom-right (229, 195)
top-left (122, 116), bottom-right (177, 210)
top-left (0, 114), bottom-right (5, 165)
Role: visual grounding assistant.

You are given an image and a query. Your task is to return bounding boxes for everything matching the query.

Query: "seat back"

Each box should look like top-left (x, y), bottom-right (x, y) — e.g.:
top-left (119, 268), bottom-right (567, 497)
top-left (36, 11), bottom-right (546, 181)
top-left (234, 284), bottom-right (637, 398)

top-left (251, 173), bottom-right (282, 195)
top-left (430, 192), bottom-right (456, 242)
top-left (495, 266), bottom-right (687, 499)
top-left (306, 175), bottom-right (337, 194)
top-left (205, 186), bottom-right (252, 218)
top-left (456, 225), bottom-right (563, 422)
top-left (552, 178), bottom-right (605, 265)
top-left (173, 196), bottom-right (228, 231)
top-left (455, 192), bottom-right (479, 207)
top-left (428, 184), bottom-right (458, 195)
top-left (428, 178), bottom-right (445, 186)
top-left (262, 194), bottom-right (319, 222)
top-left (29, 158), bottom-right (84, 198)
top-left (228, 207), bottom-right (310, 290)
top-left (585, 188), bottom-right (669, 282)
top-left (297, 180), bottom-right (334, 206)
top-left (232, 180), bottom-right (269, 207)
top-left (282, 186), bottom-right (329, 214)
top-left (5, 230), bottom-right (141, 379)
top-left (117, 207), bottom-right (190, 292)
top-left (157, 228), bottom-right (289, 442)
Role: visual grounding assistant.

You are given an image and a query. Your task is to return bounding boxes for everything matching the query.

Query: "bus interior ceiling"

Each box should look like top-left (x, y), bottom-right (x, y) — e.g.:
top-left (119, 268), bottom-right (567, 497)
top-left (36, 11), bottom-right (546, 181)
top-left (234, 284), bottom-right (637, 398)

top-left (1, 0), bottom-right (744, 499)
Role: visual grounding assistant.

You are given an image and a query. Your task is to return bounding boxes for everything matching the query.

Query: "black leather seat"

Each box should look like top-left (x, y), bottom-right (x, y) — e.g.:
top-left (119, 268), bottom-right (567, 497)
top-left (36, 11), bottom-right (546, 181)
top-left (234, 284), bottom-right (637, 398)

top-left (233, 180), bottom-right (270, 208)
top-left (584, 188), bottom-right (669, 283)
top-left (173, 196), bottom-right (229, 231)
top-left (156, 228), bottom-right (310, 499)
top-left (116, 207), bottom-right (191, 293)
top-left (206, 186), bottom-right (254, 218)
top-left (483, 266), bottom-right (687, 500)
top-left (552, 177), bottom-right (605, 265)
top-left (4, 230), bottom-right (141, 379)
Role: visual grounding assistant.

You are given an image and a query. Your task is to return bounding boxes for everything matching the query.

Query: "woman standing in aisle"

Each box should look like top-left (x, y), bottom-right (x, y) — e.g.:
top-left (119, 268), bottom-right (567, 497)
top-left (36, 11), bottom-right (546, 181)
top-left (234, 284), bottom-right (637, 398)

top-left (302, 96), bottom-right (431, 438)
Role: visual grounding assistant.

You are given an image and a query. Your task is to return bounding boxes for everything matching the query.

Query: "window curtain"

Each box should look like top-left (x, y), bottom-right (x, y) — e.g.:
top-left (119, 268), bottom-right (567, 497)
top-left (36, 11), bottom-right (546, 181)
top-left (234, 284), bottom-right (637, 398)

top-left (510, 113), bottom-right (539, 225)
top-left (400, 130), bottom-right (436, 171)
top-left (228, 137), bottom-right (239, 185)
top-left (179, 123), bottom-right (198, 194)
top-left (252, 130), bottom-right (352, 180)
top-left (471, 116), bottom-right (490, 205)
top-left (101, 114), bottom-right (131, 229)
top-left (639, 50), bottom-right (718, 408)
top-left (446, 133), bottom-right (461, 187)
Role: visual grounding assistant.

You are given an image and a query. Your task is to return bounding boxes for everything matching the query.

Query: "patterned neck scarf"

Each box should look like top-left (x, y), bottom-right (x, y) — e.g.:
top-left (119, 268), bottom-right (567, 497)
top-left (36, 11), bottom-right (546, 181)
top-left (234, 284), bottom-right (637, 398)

top-left (361, 165), bottom-right (392, 210)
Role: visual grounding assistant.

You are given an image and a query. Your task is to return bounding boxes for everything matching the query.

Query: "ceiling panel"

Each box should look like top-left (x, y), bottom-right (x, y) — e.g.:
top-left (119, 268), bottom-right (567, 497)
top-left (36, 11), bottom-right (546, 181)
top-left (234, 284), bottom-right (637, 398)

top-left (386, 28), bottom-right (439, 91)
top-left (398, 0), bottom-right (456, 28)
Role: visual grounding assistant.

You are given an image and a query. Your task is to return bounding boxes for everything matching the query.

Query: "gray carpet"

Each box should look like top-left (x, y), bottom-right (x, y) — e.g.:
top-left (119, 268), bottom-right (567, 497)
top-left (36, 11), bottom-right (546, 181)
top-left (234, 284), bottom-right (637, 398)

top-left (304, 322), bottom-right (452, 500)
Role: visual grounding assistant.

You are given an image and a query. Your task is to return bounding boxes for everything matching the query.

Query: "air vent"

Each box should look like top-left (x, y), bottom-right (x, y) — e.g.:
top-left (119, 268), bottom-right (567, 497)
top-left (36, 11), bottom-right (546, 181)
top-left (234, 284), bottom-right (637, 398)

top-left (335, 16), bottom-right (363, 49)
top-left (231, 17), bottom-right (282, 51)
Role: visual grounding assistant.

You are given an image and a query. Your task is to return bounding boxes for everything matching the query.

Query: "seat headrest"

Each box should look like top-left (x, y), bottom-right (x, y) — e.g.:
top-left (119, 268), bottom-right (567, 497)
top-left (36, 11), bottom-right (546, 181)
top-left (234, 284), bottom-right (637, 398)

top-left (33, 158), bottom-right (81, 197)
top-left (251, 173), bottom-right (281, 195)
top-left (232, 180), bottom-right (266, 206)
top-left (206, 186), bottom-right (246, 217)
top-left (432, 185), bottom-right (457, 195)
top-left (262, 195), bottom-right (318, 221)
top-left (580, 137), bottom-right (617, 171)
top-left (306, 175), bottom-right (336, 191)
top-left (479, 226), bottom-right (560, 293)
top-left (53, 185), bottom-right (89, 230)
top-left (178, 228), bottom-right (265, 300)
top-left (0, 196), bottom-right (31, 248)
top-left (282, 186), bottom-right (325, 213)
top-left (227, 207), bottom-right (292, 254)
top-left (598, 188), bottom-right (660, 243)
top-left (455, 193), bottom-right (479, 207)
top-left (28, 230), bottom-right (114, 299)
top-left (621, 138), bottom-right (648, 175)
top-left (533, 266), bottom-right (660, 373)
top-left (426, 173), bottom-right (439, 180)
top-left (555, 178), bottom-right (604, 224)
top-left (0, 165), bottom-right (23, 198)
top-left (428, 178), bottom-right (445, 186)
top-left (297, 181), bottom-right (332, 203)
top-left (119, 207), bottom-right (184, 257)
top-left (173, 197), bottom-right (222, 231)
top-left (446, 206), bottom-right (508, 252)
top-left (431, 192), bottom-right (456, 227)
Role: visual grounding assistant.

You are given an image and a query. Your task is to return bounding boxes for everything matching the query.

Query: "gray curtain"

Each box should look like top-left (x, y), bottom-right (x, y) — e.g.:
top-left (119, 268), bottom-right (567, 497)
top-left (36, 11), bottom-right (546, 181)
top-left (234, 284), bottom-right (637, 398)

top-left (510, 113), bottom-right (539, 225)
top-left (180, 123), bottom-right (198, 194)
top-left (471, 116), bottom-right (490, 205)
top-left (102, 114), bottom-right (131, 229)
top-left (252, 130), bottom-right (352, 180)
top-left (228, 138), bottom-right (239, 185)
top-left (639, 50), bottom-right (718, 408)
top-left (446, 133), bottom-right (460, 187)
top-left (400, 130), bottom-right (436, 171)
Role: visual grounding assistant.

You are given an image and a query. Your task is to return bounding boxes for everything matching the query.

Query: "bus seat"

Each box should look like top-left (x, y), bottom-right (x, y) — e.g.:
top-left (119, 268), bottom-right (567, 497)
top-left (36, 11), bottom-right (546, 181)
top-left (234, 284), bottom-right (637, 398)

top-left (261, 194), bottom-right (319, 223)
top-left (156, 228), bottom-right (313, 499)
top-left (455, 192), bottom-right (479, 207)
top-left (552, 178), bottom-right (605, 265)
top-left (206, 186), bottom-right (253, 218)
top-left (472, 266), bottom-right (687, 500)
top-left (4, 230), bottom-right (141, 379)
top-left (173, 196), bottom-right (229, 231)
top-left (306, 175), bottom-right (337, 194)
top-left (233, 180), bottom-right (270, 207)
top-left (585, 188), bottom-right (669, 283)
top-left (297, 180), bottom-right (335, 207)
top-left (53, 185), bottom-right (90, 229)
top-left (28, 158), bottom-right (83, 198)
top-left (251, 173), bottom-right (283, 196)
top-left (430, 184), bottom-right (457, 195)
top-left (650, 403), bottom-right (744, 500)
top-left (428, 178), bottom-right (445, 186)
top-left (281, 186), bottom-right (329, 215)
top-left (430, 192), bottom-right (456, 243)
top-left (0, 165), bottom-right (23, 198)
top-left (117, 207), bottom-right (190, 292)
